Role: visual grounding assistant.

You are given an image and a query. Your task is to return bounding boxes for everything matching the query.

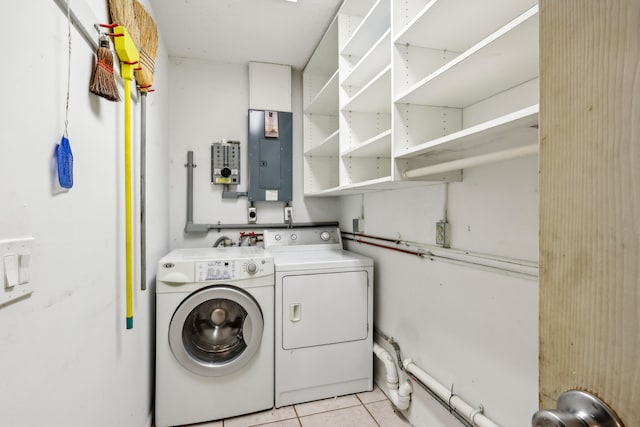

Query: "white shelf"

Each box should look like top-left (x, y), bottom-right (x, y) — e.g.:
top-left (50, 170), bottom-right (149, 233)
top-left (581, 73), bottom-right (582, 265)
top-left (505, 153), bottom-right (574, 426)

top-left (342, 65), bottom-right (391, 113)
top-left (342, 129), bottom-right (391, 158)
top-left (396, 105), bottom-right (539, 161)
top-left (304, 175), bottom-right (460, 196)
top-left (305, 0), bottom-right (539, 196)
top-left (394, 0), bottom-right (537, 52)
top-left (395, 6), bottom-right (538, 107)
top-left (341, 0), bottom-right (390, 57)
top-left (304, 70), bottom-right (339, 115)
top-left (342, 30), bottom-right (391, 89)
top-left (304, 186), bottom-right (344, 197)
top-left (305, 129), bottom-right (340, 157)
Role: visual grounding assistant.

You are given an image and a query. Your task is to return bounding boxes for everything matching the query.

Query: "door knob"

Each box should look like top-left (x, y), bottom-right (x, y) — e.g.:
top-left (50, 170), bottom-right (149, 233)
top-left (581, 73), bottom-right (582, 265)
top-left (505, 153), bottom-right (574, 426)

top-left (532, 390), bottom-right (624, 427)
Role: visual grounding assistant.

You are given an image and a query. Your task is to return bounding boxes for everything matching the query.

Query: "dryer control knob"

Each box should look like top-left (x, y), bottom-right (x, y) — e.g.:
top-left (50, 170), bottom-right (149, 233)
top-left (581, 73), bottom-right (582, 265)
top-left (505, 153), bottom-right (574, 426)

top-left (320, 231), bottom-right (331, 241)
top-left (246, 262), bottom-right (258, 274)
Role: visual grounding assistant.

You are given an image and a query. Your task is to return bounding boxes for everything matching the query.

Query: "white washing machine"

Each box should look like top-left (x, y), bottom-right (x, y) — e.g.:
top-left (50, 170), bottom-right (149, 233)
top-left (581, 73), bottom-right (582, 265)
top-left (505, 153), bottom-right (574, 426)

top-left (155, 247), bottom-right (274, 427)
top-left (263, 227), bottom-right (373, 407)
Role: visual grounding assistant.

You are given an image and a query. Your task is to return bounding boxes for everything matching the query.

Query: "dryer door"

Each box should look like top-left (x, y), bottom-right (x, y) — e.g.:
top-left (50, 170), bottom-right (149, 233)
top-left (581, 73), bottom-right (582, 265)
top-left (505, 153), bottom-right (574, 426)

top-left (282, 270), bottom-right (369, 350)
top-left (169, 285), bottom-right (264, 377)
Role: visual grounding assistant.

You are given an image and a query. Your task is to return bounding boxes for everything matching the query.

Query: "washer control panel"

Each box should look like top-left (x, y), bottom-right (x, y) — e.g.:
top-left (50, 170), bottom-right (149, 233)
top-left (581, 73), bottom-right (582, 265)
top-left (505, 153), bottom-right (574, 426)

top-left (263, 228), bottom-right (342, 248)
top-left (195, 257), bottom-right (272, 282)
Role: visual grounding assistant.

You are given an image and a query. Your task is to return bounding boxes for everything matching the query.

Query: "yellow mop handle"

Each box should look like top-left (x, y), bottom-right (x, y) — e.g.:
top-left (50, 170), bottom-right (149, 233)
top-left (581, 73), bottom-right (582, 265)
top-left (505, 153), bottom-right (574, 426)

top-left (124, 78), bottom-right (133, 330)
top-left (112, 25), bottom-right (139, 330)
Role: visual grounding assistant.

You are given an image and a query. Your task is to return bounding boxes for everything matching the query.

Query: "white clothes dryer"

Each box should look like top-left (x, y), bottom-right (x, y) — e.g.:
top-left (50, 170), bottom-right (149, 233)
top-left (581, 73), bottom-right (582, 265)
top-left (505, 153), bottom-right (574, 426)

top-left (264, 228), bottom-right (374, 408)
top-left (155, 247), bottom-right (274, 427)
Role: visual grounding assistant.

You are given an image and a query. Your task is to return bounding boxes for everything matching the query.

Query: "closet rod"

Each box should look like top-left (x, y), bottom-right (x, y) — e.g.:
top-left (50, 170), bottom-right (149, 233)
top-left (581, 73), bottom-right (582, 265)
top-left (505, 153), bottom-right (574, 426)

top-left (52, 0), bottom-right (98, 51)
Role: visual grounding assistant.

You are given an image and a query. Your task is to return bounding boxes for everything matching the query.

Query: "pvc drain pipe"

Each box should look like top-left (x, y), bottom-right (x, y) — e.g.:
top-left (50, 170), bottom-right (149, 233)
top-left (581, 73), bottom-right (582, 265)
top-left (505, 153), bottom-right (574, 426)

top-left (373, 342), bottom-right (412, 410)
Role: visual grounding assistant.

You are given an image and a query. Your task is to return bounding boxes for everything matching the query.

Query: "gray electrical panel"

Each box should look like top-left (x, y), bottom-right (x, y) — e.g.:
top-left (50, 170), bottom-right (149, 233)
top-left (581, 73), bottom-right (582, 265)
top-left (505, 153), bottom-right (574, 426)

top-left (211, 140), bottom-right (240, 185)
top-left (248, 109), bottom-right (292, 202)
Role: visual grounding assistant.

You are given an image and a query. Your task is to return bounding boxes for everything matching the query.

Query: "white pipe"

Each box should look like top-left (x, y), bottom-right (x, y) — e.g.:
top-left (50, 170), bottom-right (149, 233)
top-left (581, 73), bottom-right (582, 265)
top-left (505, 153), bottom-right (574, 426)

top-left (403, 359), bottom-right (499, 427)
top-left (403, 144), bottom-right (539, 179)
top-left (373, 343), bottom-right (412, 410)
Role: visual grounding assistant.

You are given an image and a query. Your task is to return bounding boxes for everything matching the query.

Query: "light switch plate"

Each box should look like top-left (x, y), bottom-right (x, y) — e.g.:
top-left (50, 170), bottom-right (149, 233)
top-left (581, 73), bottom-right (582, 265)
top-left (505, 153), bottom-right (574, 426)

top-left (0, 237), bottom-right (35, 307)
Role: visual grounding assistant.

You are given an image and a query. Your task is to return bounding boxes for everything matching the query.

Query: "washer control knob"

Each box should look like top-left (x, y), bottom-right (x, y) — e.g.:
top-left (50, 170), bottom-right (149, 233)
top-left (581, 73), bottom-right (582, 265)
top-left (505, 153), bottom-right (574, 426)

top-left (274, 234), bottom-right (281, 241)
top-left (320, 231), bottom-right (331, 241)
top-left (246, 262), bottom-right (258, 274)
top-left (291, 234), bottom-right (297, 240)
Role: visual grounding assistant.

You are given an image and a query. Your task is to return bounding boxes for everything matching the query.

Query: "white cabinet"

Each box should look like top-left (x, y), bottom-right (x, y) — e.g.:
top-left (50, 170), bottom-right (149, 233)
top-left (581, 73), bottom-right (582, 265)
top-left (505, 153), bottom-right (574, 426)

top-left (303, 0), bottom-right (539, 196)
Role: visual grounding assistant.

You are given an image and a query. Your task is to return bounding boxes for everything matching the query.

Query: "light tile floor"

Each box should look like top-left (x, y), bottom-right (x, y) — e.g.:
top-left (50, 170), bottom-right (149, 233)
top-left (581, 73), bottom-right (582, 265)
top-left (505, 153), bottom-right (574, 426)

top-left (186, 386), bottom-right (412, 427)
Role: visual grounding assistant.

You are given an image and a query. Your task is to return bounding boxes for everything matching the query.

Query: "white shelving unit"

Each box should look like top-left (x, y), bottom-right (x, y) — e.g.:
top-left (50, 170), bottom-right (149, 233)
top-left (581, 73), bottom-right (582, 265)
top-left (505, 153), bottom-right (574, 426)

top-left (392, 1), bottom-right (539, 181)
top-left (303, 16), bottom-right (340, 195)
top-left (338, 0), bottom-right (392, 189)
top-left (394, 0), bottom-right (538, 50)
top-left (396, 105), bottom-right (539, 162)
top-left (302, 0), bottom-right (539, 196)
top-left (395, 6), bottom-right (539, 107)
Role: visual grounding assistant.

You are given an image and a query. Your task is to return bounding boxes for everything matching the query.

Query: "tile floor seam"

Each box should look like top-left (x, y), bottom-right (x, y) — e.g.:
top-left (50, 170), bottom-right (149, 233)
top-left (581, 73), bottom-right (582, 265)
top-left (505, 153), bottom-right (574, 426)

top-left (361, 402), bottom-right (382, 427)
top-left (297, 403), bottom-right (380, 426)
top-left (294, 397), bottom-right (362, 417)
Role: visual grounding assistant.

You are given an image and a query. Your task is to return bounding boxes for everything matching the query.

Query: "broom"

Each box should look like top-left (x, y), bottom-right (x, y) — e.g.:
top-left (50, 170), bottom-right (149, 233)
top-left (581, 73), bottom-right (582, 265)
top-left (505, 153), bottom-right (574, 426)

top-left (133, 0), bottom-right (158, 91)
top-left (108, 0), bottom-right (140, 48)
top-left (89, 36), bottom-right (120, 101)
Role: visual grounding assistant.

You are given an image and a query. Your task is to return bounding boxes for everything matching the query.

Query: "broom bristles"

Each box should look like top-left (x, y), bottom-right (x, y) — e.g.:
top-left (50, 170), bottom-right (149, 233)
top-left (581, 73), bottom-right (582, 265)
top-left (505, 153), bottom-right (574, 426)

top-left (133, 0), bottom-right (158, 89)
top-left (89, 40), bottom-right (120, 102)
top-left (108, 0), bottom-right (140, 48)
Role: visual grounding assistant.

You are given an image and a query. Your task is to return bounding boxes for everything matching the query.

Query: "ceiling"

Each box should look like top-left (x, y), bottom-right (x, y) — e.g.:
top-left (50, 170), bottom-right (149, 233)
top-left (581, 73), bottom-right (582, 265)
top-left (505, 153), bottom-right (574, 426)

top-left (147, 0), bottom-right (343, 70)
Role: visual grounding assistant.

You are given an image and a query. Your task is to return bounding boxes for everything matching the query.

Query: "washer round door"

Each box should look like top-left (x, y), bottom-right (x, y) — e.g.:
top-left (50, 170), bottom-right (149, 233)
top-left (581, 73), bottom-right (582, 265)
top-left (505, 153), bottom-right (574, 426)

top-left (169, 285), bottom-right (264, 377)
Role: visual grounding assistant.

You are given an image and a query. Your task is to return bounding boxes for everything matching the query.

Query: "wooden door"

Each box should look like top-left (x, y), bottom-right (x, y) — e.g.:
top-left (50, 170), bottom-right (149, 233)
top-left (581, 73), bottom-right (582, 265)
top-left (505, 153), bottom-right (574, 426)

top-left (539, 0), bottom-right (640, 424)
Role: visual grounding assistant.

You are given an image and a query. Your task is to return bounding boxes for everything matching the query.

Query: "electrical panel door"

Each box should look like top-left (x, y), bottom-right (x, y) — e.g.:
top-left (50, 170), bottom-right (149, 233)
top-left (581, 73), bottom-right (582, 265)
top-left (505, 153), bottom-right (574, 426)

top-left (248, 110), bottom-right (292, 202)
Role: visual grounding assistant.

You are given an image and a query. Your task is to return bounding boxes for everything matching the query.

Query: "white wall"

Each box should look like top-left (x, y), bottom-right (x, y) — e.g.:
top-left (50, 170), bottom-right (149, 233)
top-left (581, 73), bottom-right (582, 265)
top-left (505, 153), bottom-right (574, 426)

top-left (0, 1), bottom-right (170, 426)
top-left (339, 157), bottom-right (539, 426)
top-left (168, 58), bottom-right (338, 249)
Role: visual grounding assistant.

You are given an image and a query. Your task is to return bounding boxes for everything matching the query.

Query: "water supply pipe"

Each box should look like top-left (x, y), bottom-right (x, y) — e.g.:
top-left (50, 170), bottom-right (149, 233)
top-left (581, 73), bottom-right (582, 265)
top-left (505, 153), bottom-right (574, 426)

top-left (403, 359), bottom-right (499, 427)
top-left (373, 343), bottom-right (412, 410)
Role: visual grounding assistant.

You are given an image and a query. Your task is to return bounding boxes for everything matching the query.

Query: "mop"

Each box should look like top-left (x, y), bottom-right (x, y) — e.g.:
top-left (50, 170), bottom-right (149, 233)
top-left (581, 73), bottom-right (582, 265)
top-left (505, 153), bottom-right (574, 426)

top-left (109, 24), bottom-right (139, 329)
